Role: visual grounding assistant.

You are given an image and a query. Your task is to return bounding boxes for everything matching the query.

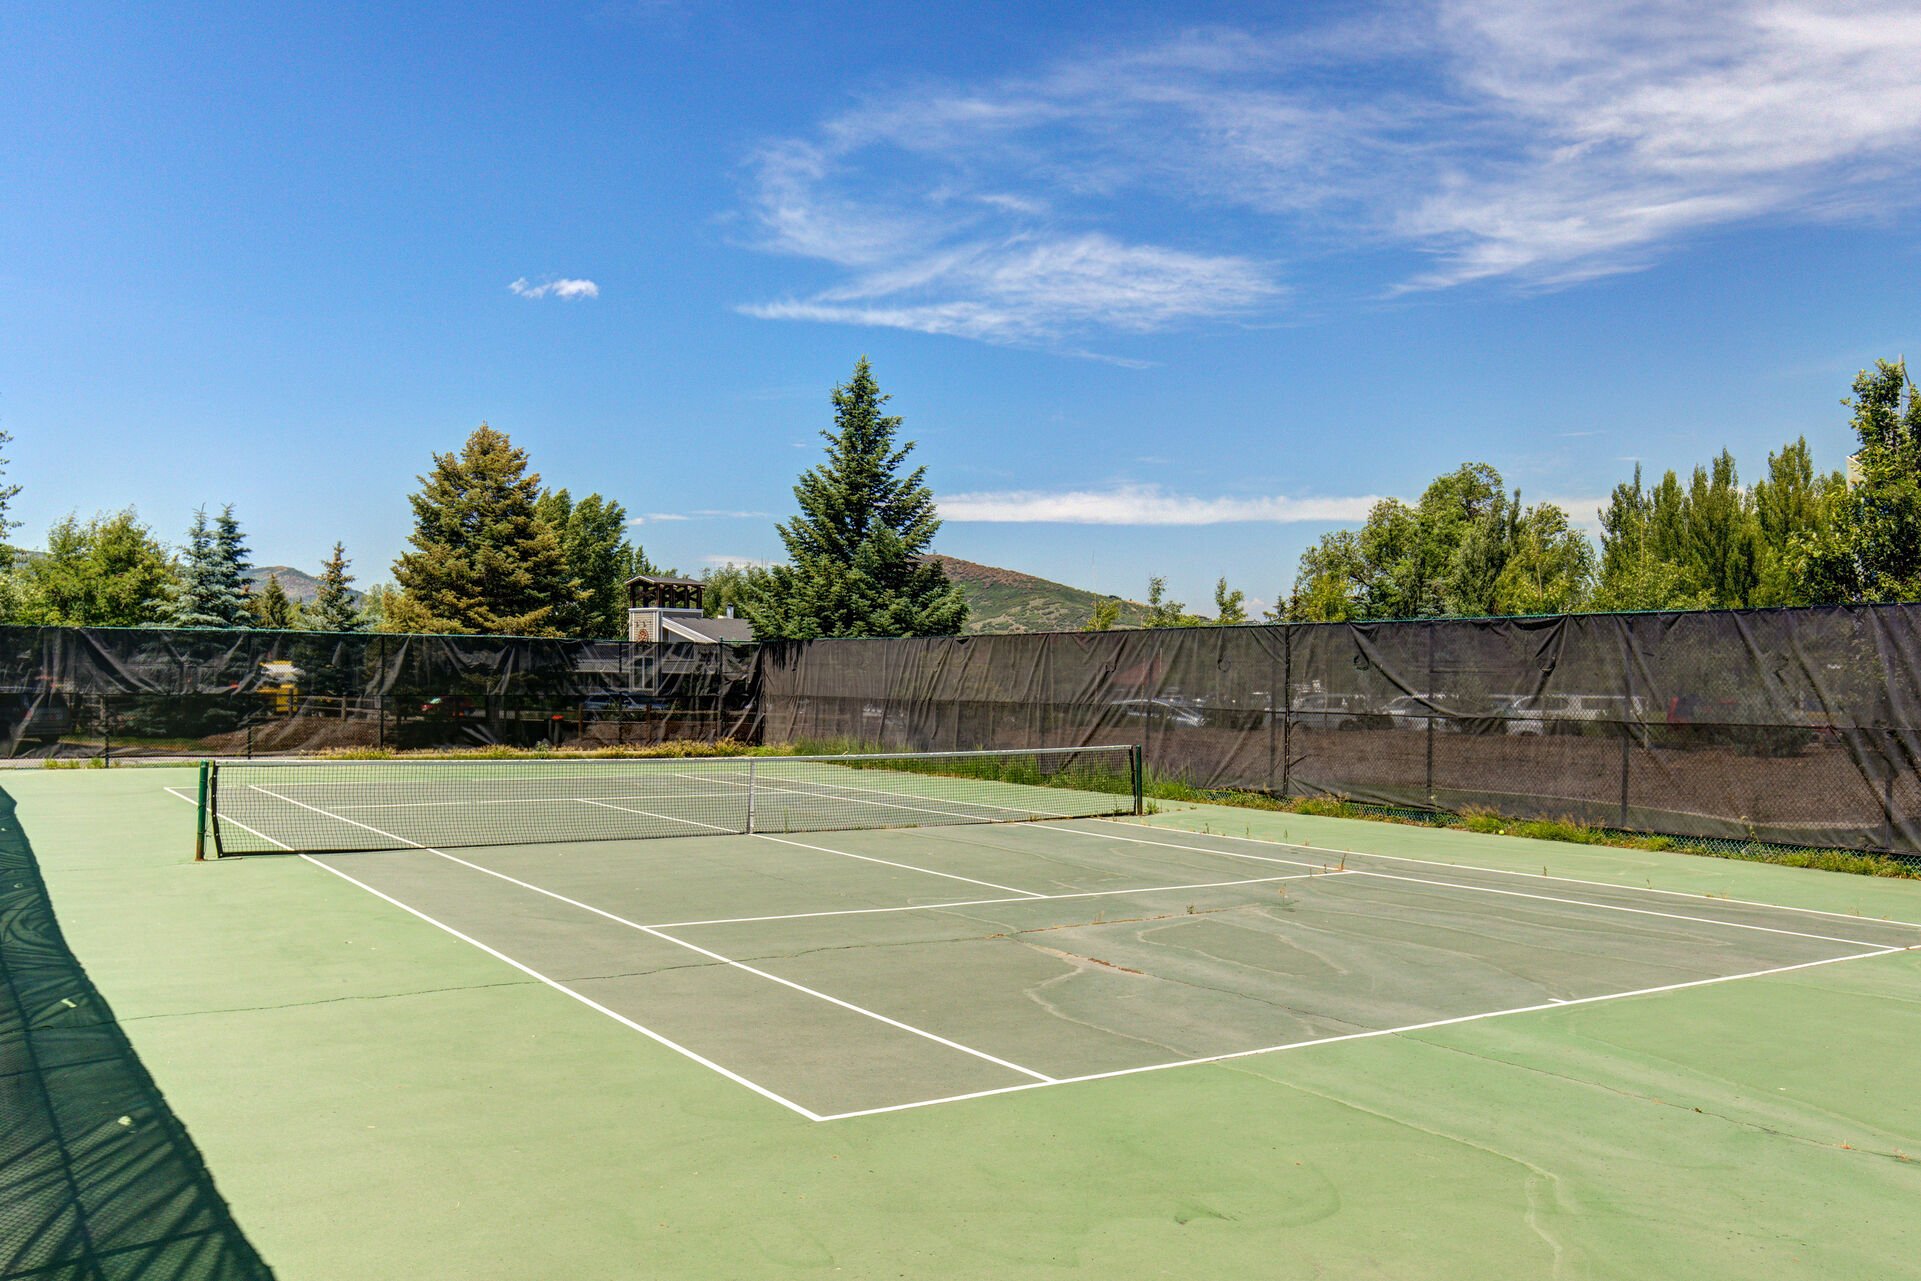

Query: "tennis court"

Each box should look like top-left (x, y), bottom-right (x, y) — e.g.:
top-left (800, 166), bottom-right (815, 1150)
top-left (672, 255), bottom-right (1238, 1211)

top-left (184, 751), bottom-right (1921, 1120)
top-left (10, 757), bottom-right (1921, 1280)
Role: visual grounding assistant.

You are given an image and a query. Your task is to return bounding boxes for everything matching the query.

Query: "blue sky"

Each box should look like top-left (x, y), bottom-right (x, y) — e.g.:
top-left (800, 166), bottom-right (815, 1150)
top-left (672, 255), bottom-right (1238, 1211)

top-left (3, 1), bottom-right (1919, 617)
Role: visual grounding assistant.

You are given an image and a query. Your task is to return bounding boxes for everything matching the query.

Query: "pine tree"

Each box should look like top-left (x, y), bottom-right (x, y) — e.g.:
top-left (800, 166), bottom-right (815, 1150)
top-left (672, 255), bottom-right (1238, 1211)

top-left (310, 541), bottom-right (363, 632)
top-left (249, 574), bottom-right (301, 629)
top-left (742, 358), bottom-right (966, 639)
top-left (167, 508), bottom-right (229, 628)
top-left (392, 424), bottom-right (573, 635)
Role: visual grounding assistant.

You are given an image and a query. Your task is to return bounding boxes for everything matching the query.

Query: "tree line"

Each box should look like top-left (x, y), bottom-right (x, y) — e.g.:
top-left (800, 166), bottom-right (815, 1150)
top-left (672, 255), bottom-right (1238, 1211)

top-left (0, 356), bottom-right (965, 640)
top-left (1103, 357), bottom-right (1921, 627)
top-left (0, 355), bottom-right (1910, 639)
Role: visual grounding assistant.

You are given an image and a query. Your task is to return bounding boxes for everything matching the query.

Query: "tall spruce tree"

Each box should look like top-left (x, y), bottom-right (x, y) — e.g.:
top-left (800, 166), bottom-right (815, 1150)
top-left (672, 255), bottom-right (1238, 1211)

top-left (210, 505), bottom-right (254, 626)
top-left (310, 541), bottom-right (363, 632)
top-left (391, 424), bottom-right (574, 635)
top-left (743, 358), bottom-right (966, 639)
top-left (168, 508), bottom-right (229, 628)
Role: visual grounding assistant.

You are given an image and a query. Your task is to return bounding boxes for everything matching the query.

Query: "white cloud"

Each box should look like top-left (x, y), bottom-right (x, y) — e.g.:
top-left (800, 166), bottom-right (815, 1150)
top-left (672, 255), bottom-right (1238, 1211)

top-left (939, 485), bottom-right (1383, 525)
top-left (509, 276), bottom-right (601, 300)
top-left (938, 484), bottom-right (1608, 528)
top-left (631, 510), bottom-right (769, 525)
top-left (738, 4), bottom-right (1921, 345)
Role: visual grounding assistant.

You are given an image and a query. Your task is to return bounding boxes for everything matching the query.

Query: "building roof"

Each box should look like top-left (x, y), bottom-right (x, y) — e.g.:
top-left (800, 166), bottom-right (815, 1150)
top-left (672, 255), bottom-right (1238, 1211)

top-left (624, 573), bottom-right (706, 589)
top-left (661, 614), bottom-right (755, 644)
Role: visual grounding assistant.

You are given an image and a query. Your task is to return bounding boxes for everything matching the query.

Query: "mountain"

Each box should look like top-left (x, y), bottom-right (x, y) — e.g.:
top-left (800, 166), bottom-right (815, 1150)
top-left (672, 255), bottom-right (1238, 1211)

top-left (925, 555), bottom-right (1149, 635)
top-left (246, 566), bottom-right (346, 602)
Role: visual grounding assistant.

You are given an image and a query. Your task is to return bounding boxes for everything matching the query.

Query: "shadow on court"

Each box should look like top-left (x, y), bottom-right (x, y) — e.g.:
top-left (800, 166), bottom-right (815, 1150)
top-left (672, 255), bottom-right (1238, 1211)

top-left (0, 785), bottom-right (274, 1281)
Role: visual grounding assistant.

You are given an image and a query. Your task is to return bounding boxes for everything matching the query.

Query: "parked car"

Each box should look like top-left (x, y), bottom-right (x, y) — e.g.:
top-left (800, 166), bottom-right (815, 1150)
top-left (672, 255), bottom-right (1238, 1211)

top-left (1291, 692), bottom-right (1386, 731)
top-left (1110, 698), bottom-right (1206, 729)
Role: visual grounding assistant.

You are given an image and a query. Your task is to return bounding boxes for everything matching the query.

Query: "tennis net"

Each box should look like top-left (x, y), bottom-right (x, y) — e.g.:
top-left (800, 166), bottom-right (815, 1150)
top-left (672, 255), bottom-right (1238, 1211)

top-left (200, 744), bottom-right (1144, 855)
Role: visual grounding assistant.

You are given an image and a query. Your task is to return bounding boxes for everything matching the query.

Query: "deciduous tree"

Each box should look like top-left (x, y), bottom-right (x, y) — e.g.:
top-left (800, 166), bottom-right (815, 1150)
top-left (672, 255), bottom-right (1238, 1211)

top-left (16, 510), bottom-right (176, 627)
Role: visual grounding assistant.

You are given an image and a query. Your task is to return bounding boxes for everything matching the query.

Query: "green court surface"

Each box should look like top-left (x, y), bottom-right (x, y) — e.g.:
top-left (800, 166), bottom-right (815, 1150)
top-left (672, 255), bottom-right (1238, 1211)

top-left (6, 766), bottom-right (1921, 1279)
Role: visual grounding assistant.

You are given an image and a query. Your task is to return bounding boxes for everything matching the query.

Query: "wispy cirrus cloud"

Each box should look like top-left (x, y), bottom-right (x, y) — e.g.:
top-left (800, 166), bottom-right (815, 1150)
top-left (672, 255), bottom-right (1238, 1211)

top-left (631, 509), bottom-right (772, 526)
top-left (738, 3), bottom-right (1921, 348)
top-left (939, 485), bottom-right (1384, 526)
top-left (940, 484), bottom-right (1607, 528)
top-left (509, 276), bottom-right (600, 300)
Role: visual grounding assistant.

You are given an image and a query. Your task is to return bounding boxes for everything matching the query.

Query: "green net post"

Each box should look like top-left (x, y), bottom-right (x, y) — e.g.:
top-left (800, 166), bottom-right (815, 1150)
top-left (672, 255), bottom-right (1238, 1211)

top-left (194, 760), bottom-right (210, 861)
top-left (1131, 744), bottom-right (1145, 816)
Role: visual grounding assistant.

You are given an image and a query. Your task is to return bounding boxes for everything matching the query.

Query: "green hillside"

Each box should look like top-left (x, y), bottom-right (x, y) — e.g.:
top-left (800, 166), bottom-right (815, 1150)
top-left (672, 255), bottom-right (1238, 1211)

top-left (925, 555), bottom-right (1148, 634)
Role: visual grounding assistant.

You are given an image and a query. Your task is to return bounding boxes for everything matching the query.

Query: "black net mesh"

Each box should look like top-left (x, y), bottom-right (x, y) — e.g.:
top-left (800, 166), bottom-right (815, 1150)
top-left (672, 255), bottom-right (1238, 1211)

top-left (0, 627), bottom-right (760, 761)
top-left (207, 745), bottom-right (1142, 855)
top-left (4, 609), bottom-right (1919, 855)
top-left (759, 606), bottom-right (1921, 857)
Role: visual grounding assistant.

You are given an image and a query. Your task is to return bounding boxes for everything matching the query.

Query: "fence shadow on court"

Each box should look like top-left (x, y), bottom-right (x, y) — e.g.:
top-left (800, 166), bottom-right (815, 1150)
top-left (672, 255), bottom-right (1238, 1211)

top-left (0, 785), bottom-right (275, 1281)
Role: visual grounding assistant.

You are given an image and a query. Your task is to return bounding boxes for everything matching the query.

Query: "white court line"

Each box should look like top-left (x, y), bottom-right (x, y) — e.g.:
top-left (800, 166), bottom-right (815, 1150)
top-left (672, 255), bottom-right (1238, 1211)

top-left (162, 783), bottom-right (1917, 1124)
top-left (1343, 867), bottom-right (1893, 949)
top-left (814, 944), bottom-right (1907, 1121)
top-left (250, 784), bottom-right (1056, 1084)
top-left (1038, 822), bottom-right (1895, 949)
top-left (578, 797), bottom-right (1043, 897)
top-left (681, 769), bottom-right (1096, 827)
top-left (328, 790), bottom-right (746, 811)
top-left (750, 833), bottom-right (1045, 897)
top-left (298, 851), bottom-right (827, 1121)
top-left (1090, 817), bottom-right (1921, 935)
top-left (160, 785), bottom-right (821, 1119)
top-left (648, 869), bottom-right (1343, 930)
top-left (733, 767), bottom-right (1097, 820)
top-left (577, 796), bottom-right (738, 833)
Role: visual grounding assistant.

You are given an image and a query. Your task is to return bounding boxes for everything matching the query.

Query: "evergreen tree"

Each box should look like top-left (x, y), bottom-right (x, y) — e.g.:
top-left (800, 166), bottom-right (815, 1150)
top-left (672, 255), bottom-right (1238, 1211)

top-left (16, 510), bottom-right (177, 626)
top-left (167, 508), bottom-right (229, 628)
top-left (311, 541), bottom-right (364, 632)
top-left (249, 574), bottom-right (302, 629)
top-left (209, 505), bottom-right (254, 626)
top-left (1793, 359), bottom-right (1921, 602)
top-left (742, 358), bottom-right (966, 639)
top-left (391, 424), bottom-right (574, 635)
top-left (535, 488), bottom-right (633, 638)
